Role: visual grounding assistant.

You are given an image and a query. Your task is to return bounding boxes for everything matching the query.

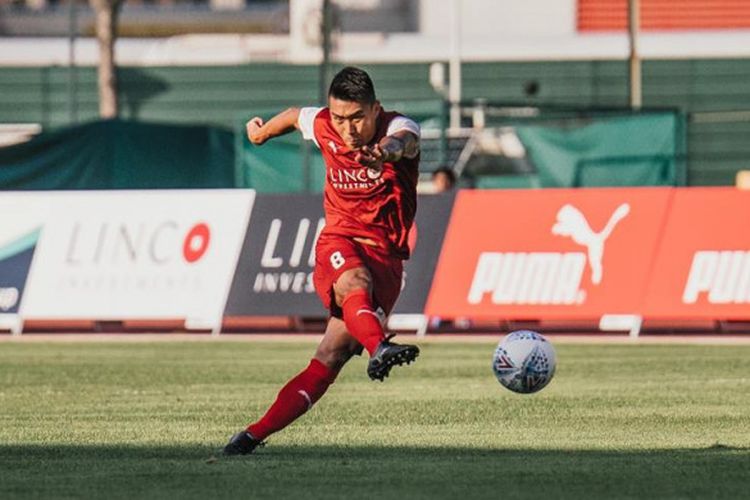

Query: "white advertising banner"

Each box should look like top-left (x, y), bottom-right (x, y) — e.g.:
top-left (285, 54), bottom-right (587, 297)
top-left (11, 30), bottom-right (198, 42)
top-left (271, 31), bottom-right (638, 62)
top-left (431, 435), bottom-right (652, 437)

top-left (20, 190), bottom-right (255, 328)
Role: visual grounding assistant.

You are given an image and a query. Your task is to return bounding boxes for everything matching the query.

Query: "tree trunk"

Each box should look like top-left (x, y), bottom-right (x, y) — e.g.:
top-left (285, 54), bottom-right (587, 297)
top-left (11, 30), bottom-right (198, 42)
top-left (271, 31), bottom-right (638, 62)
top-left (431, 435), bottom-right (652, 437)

top-left (90, 0), bottom-right (123, 119)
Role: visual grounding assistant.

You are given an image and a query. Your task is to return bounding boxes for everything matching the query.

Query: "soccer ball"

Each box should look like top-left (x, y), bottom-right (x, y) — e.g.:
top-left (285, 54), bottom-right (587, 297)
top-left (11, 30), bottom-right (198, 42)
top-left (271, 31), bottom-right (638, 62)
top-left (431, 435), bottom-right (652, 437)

top-left (492, 330), bottom-right (556, 394)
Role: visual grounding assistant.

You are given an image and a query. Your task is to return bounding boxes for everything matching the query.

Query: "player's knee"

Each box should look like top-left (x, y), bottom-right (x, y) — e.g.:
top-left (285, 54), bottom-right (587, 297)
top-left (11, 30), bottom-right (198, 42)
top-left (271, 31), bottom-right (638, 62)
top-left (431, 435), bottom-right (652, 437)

top-left (334, 267), bottom-right (372, 304)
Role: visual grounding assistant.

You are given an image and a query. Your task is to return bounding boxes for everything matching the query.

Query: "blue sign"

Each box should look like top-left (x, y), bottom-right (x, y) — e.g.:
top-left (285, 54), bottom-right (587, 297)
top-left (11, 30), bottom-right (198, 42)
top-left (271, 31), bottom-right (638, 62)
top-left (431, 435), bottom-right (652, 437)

top-left (0, 229), bottom-right (40, 314)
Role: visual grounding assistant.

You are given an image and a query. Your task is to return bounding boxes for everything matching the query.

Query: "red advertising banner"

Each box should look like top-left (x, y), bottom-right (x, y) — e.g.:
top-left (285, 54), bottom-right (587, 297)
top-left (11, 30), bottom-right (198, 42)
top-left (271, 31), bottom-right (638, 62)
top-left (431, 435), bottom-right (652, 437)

top-left (643, 188), bottom-right (750, 319)
top-left (425, 188), bottom-right (673, 319)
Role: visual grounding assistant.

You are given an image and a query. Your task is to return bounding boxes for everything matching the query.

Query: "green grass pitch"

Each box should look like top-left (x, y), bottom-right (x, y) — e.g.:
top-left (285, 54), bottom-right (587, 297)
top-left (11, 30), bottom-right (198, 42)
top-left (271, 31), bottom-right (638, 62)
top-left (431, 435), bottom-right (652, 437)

top-left (1, 339), bottom-right (748, 499)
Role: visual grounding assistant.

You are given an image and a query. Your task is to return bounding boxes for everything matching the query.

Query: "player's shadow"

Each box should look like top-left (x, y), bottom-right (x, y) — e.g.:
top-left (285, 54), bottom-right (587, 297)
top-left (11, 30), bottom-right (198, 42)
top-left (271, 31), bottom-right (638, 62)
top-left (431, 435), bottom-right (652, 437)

top-left (1, 443), bottom-right (748, 499)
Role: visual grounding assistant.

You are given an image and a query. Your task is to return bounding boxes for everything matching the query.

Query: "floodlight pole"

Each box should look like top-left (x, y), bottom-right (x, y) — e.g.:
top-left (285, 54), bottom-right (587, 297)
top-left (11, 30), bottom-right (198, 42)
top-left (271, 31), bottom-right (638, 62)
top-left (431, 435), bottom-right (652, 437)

top-left (68, 0), bottom-right (78, 123)
top-left (628, 0), bottom-right (642, 109)
top-left (449, 0), bottom-right (462, 131)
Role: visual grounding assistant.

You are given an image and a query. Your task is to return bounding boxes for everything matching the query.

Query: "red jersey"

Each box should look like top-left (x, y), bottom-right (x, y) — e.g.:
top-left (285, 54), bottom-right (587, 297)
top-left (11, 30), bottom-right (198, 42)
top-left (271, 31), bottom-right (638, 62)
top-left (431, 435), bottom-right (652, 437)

top-left (301, 108), bottom-right (420, 259)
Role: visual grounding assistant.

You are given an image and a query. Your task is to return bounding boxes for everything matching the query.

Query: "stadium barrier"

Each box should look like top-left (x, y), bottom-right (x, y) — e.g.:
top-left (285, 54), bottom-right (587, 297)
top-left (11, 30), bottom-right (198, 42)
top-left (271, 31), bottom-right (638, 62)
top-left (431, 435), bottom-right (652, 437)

top-left (223, 193), bottom-right (455, 334)
top-left (2, 190), bottom-right (254, 334)
top-left (425, 187), bottom-right (750, 331)
top-left (1, 192), bottom-right (52, 334)
top-left (1, 187), bottom-right (749, 334)
top-left (642, 188), bottom-right (750, 320)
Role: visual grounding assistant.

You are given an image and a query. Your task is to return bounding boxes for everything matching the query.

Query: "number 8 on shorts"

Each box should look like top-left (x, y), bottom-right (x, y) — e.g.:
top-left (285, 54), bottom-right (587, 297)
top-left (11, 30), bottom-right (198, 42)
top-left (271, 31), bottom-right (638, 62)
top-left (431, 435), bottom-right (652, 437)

top-left (330, 251), bottom-right (346, 270)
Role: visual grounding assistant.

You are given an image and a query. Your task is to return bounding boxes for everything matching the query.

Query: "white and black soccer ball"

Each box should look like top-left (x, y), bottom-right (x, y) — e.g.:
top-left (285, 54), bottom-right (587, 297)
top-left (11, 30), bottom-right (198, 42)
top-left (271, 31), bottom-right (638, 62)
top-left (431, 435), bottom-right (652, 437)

top-left (492, 330), bottom-right (556, 394)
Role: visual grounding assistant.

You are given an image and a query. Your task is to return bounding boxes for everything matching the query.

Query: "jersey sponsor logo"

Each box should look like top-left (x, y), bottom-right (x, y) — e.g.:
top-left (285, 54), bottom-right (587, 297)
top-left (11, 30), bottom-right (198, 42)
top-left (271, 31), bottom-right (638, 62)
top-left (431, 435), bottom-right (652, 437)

top-left (682, 250), bottom-right (750, 304)
top-left (366, 166), bottom-right (383, 180)
top-left (468, 203), bottom-right (630, 305)
top-left (328, 167), bottom-right (385, 191)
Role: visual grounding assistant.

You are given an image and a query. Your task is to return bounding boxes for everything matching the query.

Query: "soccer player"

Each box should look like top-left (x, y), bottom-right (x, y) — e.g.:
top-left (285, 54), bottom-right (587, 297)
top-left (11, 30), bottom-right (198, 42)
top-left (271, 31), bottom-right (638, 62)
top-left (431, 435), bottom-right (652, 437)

top-left (223, 66), bottom-right (421, 456)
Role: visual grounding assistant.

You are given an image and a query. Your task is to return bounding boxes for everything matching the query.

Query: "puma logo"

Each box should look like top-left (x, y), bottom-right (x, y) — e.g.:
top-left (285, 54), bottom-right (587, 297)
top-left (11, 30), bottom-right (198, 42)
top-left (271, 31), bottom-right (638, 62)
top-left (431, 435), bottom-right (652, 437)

top-left (552, 203), bottom-right (630, 285)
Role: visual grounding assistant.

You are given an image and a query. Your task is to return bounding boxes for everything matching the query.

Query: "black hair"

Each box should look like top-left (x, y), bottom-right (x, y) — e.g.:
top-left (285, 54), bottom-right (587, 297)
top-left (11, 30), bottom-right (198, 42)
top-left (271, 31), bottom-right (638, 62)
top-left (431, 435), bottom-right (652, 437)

top-left (432, 166), bottom-right (456, 186)
top-left (328, 66), bottom-right (376, 104)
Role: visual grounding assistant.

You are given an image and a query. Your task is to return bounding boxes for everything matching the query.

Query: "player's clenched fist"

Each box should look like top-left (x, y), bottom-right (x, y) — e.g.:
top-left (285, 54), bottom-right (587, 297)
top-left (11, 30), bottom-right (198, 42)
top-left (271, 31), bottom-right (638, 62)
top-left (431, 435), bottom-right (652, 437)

top-left (246, 117), bottom-right (265, 145)
top-left (355, 144), bottom-right (385, 170)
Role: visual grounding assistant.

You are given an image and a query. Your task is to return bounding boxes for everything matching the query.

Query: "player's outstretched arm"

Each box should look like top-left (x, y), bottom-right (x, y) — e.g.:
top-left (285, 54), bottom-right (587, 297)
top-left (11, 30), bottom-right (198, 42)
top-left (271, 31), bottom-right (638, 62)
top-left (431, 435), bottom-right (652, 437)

top-left (355, 130), bottom-right (419, 169)
top-left (380, 129), bottom-right (420, 162)
top-left (246, 107), bottom-right (301, 145)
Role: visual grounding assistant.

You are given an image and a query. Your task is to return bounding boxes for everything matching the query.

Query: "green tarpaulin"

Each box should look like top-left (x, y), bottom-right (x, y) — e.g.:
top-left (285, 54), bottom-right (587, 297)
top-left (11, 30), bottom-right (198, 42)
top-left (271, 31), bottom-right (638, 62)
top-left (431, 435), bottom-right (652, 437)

top-left (514, 113), bottom-right (686, 187)
top-left (238, 110), bottom-right (686, 192)
top-left (1, 110), bottom-right (683, 192)
top-left (0, 119), bottom-right (235, 190)
top-left (239, 134), bottom-right (326, 193)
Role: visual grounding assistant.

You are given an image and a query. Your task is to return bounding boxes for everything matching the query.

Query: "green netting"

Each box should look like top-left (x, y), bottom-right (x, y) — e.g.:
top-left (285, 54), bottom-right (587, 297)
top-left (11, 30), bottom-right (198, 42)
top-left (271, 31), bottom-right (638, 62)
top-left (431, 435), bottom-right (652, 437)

top-left (239, 133), bottom-right (326, 193)
top-left (0, 119), bottom-right (235, 190)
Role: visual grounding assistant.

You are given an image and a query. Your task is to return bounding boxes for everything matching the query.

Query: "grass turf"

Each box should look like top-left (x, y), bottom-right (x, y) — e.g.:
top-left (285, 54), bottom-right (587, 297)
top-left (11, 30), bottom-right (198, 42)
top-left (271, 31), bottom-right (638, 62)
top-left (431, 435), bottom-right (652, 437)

top-left (1, 340), bottom-right (748, 499)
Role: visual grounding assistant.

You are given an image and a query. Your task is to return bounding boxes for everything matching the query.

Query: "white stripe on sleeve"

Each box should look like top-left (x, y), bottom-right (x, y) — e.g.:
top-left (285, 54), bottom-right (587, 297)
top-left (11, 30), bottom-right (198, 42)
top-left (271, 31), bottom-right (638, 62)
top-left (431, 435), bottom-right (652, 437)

top-left (298, 107), bottom-right (323, 147)
top-left (386, 116), bottom-right (420, 138)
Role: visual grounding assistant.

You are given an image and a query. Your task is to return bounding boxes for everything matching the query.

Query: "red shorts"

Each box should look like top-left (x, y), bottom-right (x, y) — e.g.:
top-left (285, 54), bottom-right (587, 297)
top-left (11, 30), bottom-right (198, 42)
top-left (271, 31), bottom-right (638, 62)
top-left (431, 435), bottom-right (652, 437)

top-left (313, 233), bottom-right (403, 318)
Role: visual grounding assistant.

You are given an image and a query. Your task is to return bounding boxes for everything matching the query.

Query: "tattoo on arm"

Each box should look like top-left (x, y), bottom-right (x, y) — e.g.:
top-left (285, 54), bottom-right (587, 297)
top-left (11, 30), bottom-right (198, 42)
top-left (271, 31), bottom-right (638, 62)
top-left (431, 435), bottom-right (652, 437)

top-left (380, 131), bottom-right (419, 162)
top-left (381, 137), bottom-right (405, 162)
top-left (399, 131), bottom-right (420, 159)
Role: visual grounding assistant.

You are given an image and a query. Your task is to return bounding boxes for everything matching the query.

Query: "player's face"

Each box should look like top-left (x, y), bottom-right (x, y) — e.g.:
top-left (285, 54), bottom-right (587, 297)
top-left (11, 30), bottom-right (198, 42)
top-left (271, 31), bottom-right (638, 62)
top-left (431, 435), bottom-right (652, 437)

top-left (328, 97), bottom-right (381, 149)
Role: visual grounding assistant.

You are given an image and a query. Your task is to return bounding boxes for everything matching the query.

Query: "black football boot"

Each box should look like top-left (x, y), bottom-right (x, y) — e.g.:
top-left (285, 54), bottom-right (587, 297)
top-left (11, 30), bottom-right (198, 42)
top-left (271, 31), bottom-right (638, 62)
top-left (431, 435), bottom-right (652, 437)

top-left (367, 335), bottom-right (420, 381)
top-left (222, 430), bottom-right (265, 456)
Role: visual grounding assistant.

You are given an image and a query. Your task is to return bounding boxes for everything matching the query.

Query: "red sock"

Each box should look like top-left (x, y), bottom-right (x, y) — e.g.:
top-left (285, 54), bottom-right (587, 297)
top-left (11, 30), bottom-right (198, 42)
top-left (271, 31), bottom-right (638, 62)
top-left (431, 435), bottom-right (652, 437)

top-left (247, 359), bottom-right (337, 441)
top-left (341, 288), bottom-right (386, 356)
